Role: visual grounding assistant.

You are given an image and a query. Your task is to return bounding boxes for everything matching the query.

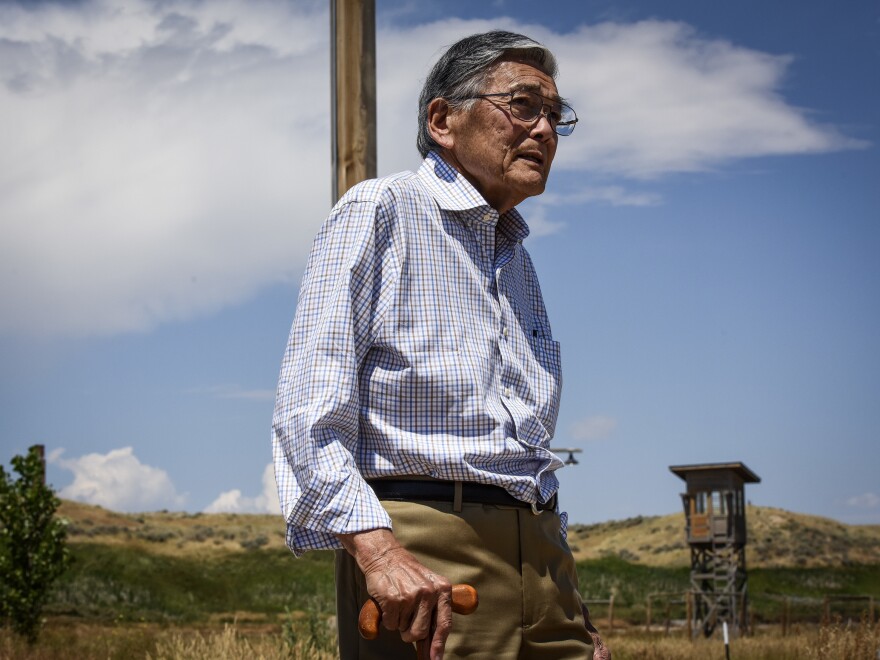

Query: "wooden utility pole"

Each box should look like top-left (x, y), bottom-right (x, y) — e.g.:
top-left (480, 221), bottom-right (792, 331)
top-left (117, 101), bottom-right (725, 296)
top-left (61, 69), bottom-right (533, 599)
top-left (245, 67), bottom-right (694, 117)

top-left (331, 0), bottom-right (377, 203)
top-left (35, 443), bottom-right (46, 485)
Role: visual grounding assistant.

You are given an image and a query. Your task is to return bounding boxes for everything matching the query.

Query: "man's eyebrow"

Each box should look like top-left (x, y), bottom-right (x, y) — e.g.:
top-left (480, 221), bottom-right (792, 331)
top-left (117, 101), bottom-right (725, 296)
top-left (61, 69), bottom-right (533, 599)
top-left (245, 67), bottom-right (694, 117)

top-left (509, 82), bottom-right (565, 105)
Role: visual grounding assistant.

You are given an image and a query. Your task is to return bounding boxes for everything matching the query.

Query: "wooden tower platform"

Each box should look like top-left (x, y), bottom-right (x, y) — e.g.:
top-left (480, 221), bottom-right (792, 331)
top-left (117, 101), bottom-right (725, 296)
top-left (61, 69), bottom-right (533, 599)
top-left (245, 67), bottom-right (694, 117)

top-left (669, 462), bottom-right (760, 637)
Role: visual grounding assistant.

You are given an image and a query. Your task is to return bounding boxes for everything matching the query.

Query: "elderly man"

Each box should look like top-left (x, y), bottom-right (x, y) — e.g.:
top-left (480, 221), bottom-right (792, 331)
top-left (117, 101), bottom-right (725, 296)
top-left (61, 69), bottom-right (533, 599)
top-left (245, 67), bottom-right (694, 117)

top-left (273, 30), bottom-right (609, 660)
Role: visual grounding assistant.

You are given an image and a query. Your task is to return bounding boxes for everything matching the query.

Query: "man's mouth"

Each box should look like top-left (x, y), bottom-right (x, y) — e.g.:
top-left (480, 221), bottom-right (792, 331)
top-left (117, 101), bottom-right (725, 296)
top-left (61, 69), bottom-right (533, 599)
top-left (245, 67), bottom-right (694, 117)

top-left (517, 152), bottom-right (544, 166)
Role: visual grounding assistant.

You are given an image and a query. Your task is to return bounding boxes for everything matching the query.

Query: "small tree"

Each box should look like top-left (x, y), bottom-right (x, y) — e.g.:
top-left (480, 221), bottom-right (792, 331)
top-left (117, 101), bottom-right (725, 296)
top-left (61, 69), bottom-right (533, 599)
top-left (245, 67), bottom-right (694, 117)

top-left (0, 445), bottom-right (71, 644)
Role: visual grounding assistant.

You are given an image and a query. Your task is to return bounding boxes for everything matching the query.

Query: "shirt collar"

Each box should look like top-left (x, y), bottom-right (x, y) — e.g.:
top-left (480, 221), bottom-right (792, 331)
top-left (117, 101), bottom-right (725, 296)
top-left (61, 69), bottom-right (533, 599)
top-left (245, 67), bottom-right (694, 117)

top-left (418, 151), bottom-right (530, 242)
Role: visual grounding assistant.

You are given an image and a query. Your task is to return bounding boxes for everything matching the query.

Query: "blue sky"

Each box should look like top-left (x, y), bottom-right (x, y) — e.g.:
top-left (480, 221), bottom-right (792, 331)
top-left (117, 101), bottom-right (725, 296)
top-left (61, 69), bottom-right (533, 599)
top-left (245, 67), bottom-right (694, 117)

top-left (1, 0), bottom-right (878, 526)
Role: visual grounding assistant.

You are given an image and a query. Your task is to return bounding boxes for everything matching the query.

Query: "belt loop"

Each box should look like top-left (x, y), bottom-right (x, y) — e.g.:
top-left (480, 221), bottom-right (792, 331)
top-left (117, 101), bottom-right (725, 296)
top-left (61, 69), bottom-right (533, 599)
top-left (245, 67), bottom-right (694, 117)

top-left (453, 481), bottom-right (463, 512)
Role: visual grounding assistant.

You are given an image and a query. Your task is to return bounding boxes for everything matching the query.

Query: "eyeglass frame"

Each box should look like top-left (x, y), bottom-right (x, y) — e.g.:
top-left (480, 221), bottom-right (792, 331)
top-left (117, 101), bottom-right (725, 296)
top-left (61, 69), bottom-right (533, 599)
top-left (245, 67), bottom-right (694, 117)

top-left (457, 90), bottom-right (578, 136)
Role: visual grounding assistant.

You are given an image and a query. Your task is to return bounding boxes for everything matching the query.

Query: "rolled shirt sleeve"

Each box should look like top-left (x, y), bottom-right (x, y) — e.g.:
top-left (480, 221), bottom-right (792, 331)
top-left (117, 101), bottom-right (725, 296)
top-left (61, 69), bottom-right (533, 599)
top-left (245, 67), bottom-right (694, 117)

top-left (272, 182), bottom-right (402, 555)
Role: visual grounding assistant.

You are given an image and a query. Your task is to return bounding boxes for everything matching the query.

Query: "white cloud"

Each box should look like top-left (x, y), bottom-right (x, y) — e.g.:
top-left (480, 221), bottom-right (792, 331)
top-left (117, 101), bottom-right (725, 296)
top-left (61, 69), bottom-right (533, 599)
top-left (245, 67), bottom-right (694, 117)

top-left (523, 184), bottom-right (663, 236)
top-left (0, 3), bottom-right (865, 338)
top-left (546, 20), bottom-right (868, 178)
top-left (570, 415), bottom-right (618, 441)
top-left (0, 0), bottom-right (330, 338)
top-left (51, 446), bottom-right (187, 511)
top-left (513, 201), bottom-right (567, 238)
top-left (543, 187), bottom-right (663, 207)
top-left (845, 492), bottom-right (880, 509)
top-left (204, 462), bottom-right (280, 514)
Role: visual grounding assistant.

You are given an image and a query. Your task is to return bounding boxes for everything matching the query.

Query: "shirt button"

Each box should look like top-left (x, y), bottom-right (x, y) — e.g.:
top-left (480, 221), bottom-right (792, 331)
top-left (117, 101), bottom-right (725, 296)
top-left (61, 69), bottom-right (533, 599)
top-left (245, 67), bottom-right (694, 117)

top-left (503, 387), bottom-right (512, 398)
top-left (482, 211), bottom-right (493, 222)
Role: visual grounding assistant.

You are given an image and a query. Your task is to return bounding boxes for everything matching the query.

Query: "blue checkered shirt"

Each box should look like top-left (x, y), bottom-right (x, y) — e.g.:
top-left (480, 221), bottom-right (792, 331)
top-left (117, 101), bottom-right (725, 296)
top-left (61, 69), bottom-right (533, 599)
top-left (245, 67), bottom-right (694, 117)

top-left (272, 152), bottom-right (564, 555)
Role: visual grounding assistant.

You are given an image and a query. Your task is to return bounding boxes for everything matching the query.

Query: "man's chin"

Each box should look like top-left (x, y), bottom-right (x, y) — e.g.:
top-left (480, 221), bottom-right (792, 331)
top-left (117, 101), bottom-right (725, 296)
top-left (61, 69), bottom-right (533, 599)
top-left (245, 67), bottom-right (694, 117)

top-left (515, 178), bottom-right (548, 200)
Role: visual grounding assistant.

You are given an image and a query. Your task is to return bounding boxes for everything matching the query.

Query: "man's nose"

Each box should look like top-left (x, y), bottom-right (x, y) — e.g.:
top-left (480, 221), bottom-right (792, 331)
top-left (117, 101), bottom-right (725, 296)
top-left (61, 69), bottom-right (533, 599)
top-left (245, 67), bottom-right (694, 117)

top-left (529, 110), bottom-right (556, 141)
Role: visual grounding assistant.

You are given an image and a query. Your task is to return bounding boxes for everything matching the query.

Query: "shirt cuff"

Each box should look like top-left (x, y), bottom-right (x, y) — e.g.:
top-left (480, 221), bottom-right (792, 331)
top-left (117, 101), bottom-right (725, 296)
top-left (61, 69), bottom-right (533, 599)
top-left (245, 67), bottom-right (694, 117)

top-left (285, 470), bottom-right (392, 556)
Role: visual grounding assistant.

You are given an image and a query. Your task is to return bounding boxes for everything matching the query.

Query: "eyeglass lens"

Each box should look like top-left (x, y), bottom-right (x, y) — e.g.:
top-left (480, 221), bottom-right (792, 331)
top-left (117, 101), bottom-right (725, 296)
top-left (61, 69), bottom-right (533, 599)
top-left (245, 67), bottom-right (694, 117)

top-left (509, 91), bottom-right (577, 136)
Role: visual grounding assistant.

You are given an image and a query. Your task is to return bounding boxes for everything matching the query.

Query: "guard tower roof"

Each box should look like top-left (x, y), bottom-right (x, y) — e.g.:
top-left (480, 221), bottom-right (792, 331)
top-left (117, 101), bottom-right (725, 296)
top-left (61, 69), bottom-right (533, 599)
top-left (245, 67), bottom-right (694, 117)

top-left (669, 462), bottom-right (761, 483)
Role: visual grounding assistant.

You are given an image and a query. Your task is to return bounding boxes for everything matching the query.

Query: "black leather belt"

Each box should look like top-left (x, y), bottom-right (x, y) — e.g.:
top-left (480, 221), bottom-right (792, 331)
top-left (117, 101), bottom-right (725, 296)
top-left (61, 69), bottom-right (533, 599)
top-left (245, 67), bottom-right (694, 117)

top-left (367, 479), bottom-right (557, 512)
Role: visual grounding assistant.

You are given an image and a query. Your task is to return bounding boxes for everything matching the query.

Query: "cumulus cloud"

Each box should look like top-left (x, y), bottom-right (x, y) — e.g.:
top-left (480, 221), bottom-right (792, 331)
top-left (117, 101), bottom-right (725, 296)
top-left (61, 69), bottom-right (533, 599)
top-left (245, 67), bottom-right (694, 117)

top-left (846, 492), bottom-right (880, 509)
top-left (50, 446), bottom-right (187, 511)
top-left (570, 415), bottom-right (618, 441)
top-left (0, 1), bottom-right (864, 337)
top-left (204, 462), bottom-right (280, 514)
top-left (0, 0), bottom-right (330, 337)
top-left (546, 20), bottom-right (868, 177)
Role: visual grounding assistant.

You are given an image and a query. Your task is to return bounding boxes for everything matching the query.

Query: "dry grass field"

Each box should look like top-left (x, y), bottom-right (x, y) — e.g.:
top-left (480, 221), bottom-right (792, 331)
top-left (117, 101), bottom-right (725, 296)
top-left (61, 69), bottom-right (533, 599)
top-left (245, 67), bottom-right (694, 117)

top-left (2, 619), bottom-right (878, 659)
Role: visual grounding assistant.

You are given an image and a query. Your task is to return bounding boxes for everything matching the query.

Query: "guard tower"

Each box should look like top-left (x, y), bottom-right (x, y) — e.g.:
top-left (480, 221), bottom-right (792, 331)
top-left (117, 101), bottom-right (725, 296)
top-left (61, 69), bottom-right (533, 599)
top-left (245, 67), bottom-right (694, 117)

top-left (669, 462), bottom-right (760, 637)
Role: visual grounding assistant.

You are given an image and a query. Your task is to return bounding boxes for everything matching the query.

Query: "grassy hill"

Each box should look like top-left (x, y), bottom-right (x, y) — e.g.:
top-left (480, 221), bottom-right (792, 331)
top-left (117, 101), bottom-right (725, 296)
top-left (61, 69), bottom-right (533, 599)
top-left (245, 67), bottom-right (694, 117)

top-left (48, 500), bottom-right (880, 627)
top-left (566, 505), bottom-right (880, 568)
top-left (59, 500), bottom-right (880, 569)
top-left (58, 499), bottom-right (289, 556)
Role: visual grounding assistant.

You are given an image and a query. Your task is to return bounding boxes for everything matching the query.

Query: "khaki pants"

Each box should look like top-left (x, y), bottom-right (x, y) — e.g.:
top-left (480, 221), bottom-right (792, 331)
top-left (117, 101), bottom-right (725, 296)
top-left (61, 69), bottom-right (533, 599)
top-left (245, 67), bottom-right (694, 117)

top-left (335, 499), bottom-right (595, 659)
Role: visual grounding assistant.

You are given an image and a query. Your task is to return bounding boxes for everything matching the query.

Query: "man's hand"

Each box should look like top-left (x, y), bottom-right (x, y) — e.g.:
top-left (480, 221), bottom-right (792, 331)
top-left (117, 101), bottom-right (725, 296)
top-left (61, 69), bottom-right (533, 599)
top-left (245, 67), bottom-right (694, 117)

top-left (582, 604), bottom-right (612, 660)
top-left (338, 528), bottom-right (453, 660)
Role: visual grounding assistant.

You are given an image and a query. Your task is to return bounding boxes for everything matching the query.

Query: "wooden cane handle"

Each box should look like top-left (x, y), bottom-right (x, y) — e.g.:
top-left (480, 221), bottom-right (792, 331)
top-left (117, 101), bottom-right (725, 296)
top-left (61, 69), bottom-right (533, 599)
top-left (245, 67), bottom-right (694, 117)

top-left (358, 583), bottom-right (479, 640)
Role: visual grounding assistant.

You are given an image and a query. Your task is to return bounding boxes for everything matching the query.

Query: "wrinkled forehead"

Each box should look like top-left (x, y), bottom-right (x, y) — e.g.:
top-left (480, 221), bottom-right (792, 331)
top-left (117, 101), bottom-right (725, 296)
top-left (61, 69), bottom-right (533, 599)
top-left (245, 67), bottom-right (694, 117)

top-left (484, 56), bottom-right (562, 102)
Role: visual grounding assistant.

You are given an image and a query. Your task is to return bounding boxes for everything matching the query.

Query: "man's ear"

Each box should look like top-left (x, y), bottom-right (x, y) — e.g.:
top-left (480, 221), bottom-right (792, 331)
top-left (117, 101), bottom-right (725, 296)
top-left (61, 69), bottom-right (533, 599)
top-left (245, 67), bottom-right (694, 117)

top-left (427, 98), bottom-right (455, 150)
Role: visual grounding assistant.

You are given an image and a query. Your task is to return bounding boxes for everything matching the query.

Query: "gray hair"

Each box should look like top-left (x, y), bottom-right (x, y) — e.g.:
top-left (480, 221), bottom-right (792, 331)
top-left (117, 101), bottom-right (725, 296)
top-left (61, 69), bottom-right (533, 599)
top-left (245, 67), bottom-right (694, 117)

top-left (417, 30), bottom-right (558, 157)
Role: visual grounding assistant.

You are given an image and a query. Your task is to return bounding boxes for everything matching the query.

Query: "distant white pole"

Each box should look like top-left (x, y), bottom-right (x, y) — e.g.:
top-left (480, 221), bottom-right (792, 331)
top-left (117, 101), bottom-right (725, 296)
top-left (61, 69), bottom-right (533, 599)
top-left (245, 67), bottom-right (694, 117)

top-left (723, 621), bottom-right (730, 660)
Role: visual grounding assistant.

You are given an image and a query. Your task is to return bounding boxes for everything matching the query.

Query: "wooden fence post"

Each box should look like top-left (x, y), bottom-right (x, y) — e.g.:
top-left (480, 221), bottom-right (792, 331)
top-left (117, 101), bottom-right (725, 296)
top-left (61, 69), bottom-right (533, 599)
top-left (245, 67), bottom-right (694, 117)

top-left (608, 594), bottom-right (615, 634)
top-left (782, 597), bottom-right (790, 636)
top-left (686, 592), bottom-right (693, 640)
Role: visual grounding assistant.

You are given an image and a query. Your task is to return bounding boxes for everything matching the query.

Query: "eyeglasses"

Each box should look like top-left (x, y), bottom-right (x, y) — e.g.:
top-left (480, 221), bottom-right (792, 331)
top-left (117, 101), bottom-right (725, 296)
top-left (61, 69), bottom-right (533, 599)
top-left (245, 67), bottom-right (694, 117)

top-left (462, 90), bottom-right (578, 136)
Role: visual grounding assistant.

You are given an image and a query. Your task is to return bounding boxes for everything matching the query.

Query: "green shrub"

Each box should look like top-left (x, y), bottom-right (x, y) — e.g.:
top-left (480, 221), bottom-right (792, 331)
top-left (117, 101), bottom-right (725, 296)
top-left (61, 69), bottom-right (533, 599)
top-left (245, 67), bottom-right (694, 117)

top-left (0, 446), bottom-right (72, 644)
